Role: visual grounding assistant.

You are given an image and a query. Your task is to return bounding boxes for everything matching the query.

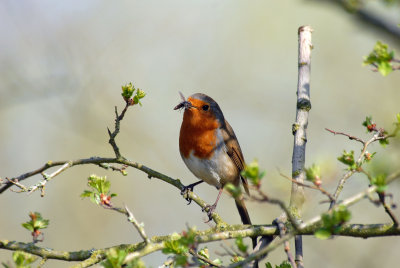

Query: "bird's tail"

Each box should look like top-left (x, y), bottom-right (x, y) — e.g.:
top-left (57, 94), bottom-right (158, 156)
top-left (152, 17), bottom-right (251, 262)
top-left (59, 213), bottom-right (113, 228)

top-left (235, 197), bottom-right (257, 249)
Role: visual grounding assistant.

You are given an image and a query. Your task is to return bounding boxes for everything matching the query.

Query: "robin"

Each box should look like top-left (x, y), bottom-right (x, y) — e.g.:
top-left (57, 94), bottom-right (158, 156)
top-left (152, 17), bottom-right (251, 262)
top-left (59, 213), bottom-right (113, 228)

top-left (174, 93), bottom-right (254, 231)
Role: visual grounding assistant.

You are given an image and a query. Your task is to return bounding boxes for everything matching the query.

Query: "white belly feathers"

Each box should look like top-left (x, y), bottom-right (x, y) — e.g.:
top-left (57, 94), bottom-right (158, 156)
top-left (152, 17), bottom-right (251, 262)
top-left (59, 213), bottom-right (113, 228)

top-left (181, 128), bottom-right (237, 188)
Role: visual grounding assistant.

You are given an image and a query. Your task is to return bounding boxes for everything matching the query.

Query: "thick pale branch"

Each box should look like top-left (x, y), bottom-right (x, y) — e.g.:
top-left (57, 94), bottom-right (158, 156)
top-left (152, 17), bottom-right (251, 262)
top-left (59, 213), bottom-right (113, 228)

top-left (290, 25), bottom-right (313, 268)
top-left (2, 222), bottom-right (399, 264)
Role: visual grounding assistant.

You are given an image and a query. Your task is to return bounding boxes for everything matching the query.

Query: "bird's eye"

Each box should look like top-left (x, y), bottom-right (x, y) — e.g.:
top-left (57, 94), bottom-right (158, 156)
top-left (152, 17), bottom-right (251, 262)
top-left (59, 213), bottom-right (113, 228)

top-left (202, 105), bottom-right (209, 111)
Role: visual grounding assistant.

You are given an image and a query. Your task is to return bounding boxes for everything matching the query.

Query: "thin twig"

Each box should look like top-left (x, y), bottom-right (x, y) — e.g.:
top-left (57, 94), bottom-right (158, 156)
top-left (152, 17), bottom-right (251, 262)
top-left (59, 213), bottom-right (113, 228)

top-left (108, 102), bottom-right (130, 159)
top-left (325, 128), bottom-right (365, 145)
top-left (249, 187), bottom-right (301, 231)
top-left (275, 219), bottom-right (297, 268)
top-left (280, 172), bottom-right (335, 203)
top-left (228, 169), bottom-right (400, 268)
top-left (125, 204), bottom-right (150, 244)
top-left (378, 193), bottom-right (399, 227)
top-left (28, 162), bottom-right (73, 195)
top-left (304, 169), bottom-right (400, 228)
top-left (327, 128), bottom-right (391, 209)
top-left (5, 177), bottom-right (28, 192)
top-left (98, 163), bottom-right (128, 175)
top-left (188, 248), bottom-right (222, 268)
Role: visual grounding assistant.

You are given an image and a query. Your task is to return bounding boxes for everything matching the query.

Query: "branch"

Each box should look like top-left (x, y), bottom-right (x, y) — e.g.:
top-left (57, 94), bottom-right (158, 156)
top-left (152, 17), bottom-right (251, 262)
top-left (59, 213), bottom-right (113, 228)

top-left (279, 171), bottom-right (335, 203)
top-left (304, 169), bottom-right (400, 228)
top-left (1, 156), bottom-right (225, 226)
top-left (107, 103), bottom-right (130, 159)
top-left (289, 25), bottom-right (313, 268)
top-left (314, 0), bottom-right (400, 40)
top-left (3, 221), bottom-right (399, 265)
top-left (124, 204), bottom-right (150, 244)
top-left (231, 169), bottom-right (400, 267)
top-left (275, 219), bottom-right (297, 268)
top-left (327, 128), bottom-right (391, 209)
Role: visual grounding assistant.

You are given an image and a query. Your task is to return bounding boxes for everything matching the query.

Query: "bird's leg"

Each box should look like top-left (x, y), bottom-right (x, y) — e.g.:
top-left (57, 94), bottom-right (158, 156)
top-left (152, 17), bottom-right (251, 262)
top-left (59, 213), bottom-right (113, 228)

top-left (203, 188), bottom-right (223, 222)
top-left (181, 180), bottom-right (204, 204)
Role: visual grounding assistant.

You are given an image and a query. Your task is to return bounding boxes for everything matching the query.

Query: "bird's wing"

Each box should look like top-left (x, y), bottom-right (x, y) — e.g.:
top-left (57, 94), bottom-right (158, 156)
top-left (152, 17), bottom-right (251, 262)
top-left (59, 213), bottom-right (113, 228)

top-left (222, 120), bottom-right (250, 195)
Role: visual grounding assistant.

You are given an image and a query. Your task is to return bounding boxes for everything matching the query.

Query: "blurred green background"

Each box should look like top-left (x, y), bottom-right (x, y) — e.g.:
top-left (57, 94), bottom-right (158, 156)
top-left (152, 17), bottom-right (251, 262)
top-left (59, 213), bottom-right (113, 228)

top-left (1, 0), bottom-right (399, 267)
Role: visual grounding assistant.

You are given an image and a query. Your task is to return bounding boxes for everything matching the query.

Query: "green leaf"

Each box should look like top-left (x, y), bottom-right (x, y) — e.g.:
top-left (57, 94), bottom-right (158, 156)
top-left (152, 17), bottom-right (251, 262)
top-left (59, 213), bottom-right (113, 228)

top-left (362, 116), bottom-right (376, 132)
top-left (371, 174), bottom-right (387, 193)
top-left (21, 222), bottom-right (34, 232)
top-left (121, 82), bottom-right (135, 100)
top-left (336, 205), bottom-right (352, 222)
top-left (213, 258), bottom-right (223, 265)
top-left (102, 248), bottom-right (127, 268)
top-left (337, 150), bottom-right (356, 170)
top-left (276, 261), bottom-right (292, 268)
top-left (162, 227), bottom-right (198, 266)
top-left (266, 263), bottom-right (273, 268)
top-left (305, 164), bottom-right (321, 184)
top-left (317, 205), bottom-right (351, 238)
top-left (125, 259), bottom-right (146, 268)
top-left (83, 175), bottom-right (116, 206)
top-left (314, 228), bottom-right (332, 240)
top-left (241, 160), bottom-right (265, 187)
top-left (22, 212), bottom-right (49, 233)
top-left (363, 152), bottom-right (376, 163)
top-left (12, 251), bottom-right (37, 267)
top-left (33, 218), bottom-right (49, 230)
top-left (80, 190), bottom-right (93, 198)
top-left (379, 138), bottom-right (390, 147)
top-left (363, 41), bottom-right (395, 76)
top-left (91, 193), bottom-right (100, 205)
top-left (378, 61), bottom-right (393, 76)
top-left (224, 183), bottom-right (242, 198)
top-left (235, 236), bottom-right (248, 253)
top-left (174, 254), bottom-right (188, 266)
top-left (198, 247), bottom-right (209, 259)
top-left (231, 255), bottom-right (245, 263)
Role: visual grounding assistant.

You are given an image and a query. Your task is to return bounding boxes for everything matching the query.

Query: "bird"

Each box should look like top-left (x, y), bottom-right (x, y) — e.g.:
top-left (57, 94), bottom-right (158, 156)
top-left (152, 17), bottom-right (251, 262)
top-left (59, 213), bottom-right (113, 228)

top-left (174, 93), bottom-right (255, 242)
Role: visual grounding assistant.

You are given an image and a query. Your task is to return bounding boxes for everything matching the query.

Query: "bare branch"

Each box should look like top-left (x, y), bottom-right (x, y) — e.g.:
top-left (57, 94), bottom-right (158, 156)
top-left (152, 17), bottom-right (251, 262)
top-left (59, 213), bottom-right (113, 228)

top-left (279, 172), bottom-right (335, 203)
top-left (305, 169), bottom-right (400, 227)
top-left (328, 128), bottom-right (392, 209)
top-left (378, 193), bottom-right (399, 227)
top-left (188, 248), bottom-right (222, 268)
top-left (125, 204), bottom-right (150, 244)
top-left (289, 25), bottom-right (313, 268)
top-left (108, 103), bottom-right (130, 159)
top-left (325, 128), bottom-right (365, 144)
top-left (275, 219), bottom-right (297, 268)
top-left (249, 187), bottom-right (301, 231)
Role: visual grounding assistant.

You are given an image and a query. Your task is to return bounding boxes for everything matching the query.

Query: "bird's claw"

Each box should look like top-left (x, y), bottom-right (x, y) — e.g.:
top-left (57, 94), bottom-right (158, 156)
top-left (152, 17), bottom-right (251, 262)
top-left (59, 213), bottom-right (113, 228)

top-left (180, 185), bottom-right (194, 205)
top-left (202, 204), bottom-right (217, 223)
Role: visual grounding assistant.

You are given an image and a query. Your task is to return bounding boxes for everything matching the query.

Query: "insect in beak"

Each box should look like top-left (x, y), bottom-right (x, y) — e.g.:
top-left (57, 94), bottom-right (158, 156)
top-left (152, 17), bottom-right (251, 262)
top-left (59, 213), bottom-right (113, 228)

top-left (174, 91), bottom-right (194, 110)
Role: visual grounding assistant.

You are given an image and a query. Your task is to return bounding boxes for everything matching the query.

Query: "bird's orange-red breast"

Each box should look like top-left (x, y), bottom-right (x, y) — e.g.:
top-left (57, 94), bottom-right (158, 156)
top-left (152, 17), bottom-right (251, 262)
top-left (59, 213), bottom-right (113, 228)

top-left (174, 93), bottom-right (254, 232)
